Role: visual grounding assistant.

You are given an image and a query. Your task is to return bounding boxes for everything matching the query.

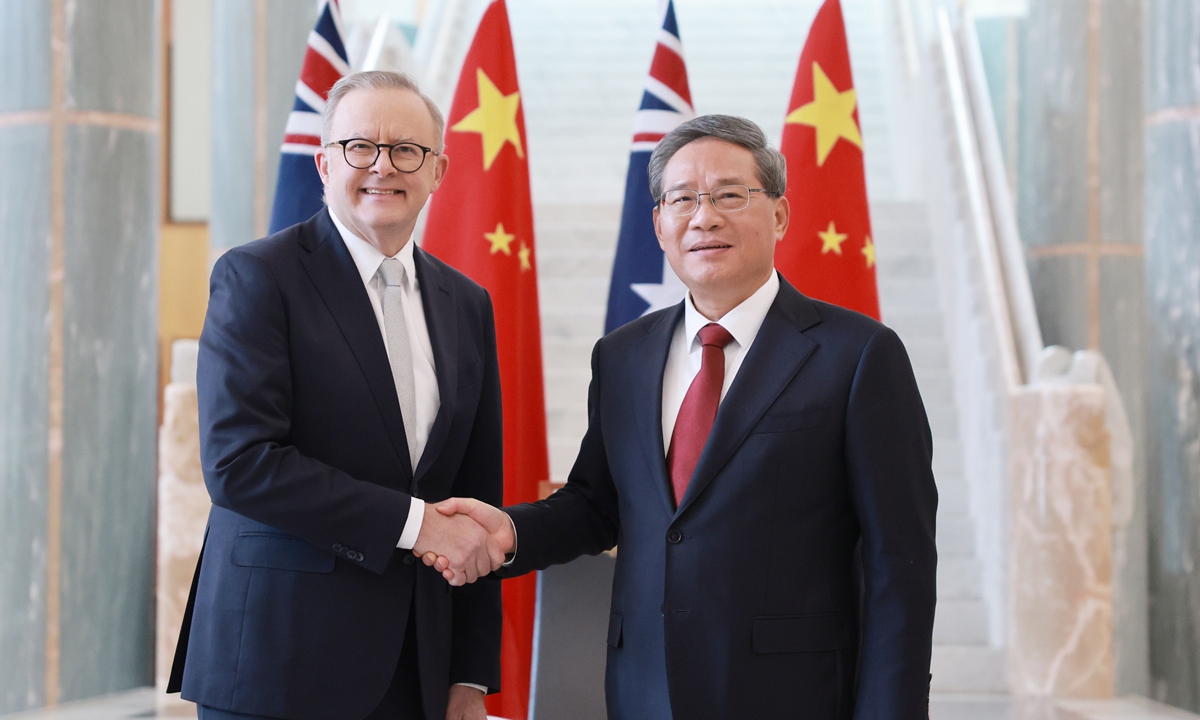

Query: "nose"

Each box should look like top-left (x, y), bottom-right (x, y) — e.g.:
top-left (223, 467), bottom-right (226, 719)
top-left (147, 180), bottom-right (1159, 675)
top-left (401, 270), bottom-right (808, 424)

top-left (371, 149), bottom-right (398, 176)
top-left (689, 195), bottom-right (724, 230)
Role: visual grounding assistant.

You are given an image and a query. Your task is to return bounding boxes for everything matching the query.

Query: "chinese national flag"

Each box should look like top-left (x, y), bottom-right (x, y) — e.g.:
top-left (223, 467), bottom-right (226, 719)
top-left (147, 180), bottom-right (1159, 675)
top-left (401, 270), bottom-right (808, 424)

top-left (421, 1), bottom-right (546, 718)
top-left (778, 0), bottom-right (880, 320)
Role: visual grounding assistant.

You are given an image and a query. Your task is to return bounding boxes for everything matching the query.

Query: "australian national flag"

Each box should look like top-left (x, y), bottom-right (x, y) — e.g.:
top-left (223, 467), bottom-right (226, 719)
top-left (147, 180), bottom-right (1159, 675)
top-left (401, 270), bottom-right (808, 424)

top-left (269, 0), bottom-right (350, 234)
top-left (604, 0), bottom-right (694, 333)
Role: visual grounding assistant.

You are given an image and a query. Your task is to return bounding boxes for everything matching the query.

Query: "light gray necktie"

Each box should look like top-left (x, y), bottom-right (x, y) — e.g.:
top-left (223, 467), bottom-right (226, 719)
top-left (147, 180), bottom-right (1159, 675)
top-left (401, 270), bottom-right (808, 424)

top-left (379, 258), bottom-right (419, 469)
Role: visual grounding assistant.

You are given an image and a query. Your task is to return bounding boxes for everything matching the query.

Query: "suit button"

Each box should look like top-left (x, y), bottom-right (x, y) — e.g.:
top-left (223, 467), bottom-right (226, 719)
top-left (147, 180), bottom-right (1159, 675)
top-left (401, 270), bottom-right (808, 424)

top-left (666, 529), bottom-right (682, 544)
top-left (353, 552), bottom-right (363, 561)
top-left (402, 554), bottom-right (416, 566)
top-left (332, 543), bottom-right (344, 552)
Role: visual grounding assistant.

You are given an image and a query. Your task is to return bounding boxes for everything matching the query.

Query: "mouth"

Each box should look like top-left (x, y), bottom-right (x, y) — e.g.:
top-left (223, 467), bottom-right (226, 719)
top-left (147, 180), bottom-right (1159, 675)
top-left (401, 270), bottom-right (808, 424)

top-left (688, 242), bottom-right (732, 253)
top-left (362, 188), bottom-right (404, 197)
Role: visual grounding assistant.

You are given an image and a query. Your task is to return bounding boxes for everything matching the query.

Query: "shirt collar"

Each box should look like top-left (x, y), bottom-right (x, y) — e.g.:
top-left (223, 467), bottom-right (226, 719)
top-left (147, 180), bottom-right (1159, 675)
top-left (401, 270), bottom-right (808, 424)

top-left (683, 270), bottom-right (780, 352)
top-left (329, 208), bottom-right (418, 290)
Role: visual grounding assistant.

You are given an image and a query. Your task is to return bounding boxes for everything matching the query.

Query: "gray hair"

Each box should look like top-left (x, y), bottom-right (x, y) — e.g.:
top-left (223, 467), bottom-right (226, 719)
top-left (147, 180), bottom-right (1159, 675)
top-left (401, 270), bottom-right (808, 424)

top-left (647, 115), bottom-right (787, 201)
top-left (321, 70), bottom-right (446, 152)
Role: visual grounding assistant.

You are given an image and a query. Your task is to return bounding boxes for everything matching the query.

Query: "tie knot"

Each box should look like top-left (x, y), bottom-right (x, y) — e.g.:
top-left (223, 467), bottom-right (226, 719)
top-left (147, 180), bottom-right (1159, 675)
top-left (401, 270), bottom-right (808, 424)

top-left (379, 258), bottom-right (406, 288)
top-left (698, 323), bottom-right (733, 349)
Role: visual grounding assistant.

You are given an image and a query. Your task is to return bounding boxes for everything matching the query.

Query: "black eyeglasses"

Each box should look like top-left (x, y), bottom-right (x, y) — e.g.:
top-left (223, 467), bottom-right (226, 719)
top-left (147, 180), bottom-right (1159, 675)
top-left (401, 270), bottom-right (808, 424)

top-left (327, 138), bottom-right (438, 173)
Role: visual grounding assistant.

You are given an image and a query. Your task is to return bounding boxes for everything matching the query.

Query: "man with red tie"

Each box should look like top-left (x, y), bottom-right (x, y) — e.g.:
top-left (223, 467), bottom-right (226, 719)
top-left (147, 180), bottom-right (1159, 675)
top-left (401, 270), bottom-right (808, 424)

top-left (432, 114), bottom-right (937, 719)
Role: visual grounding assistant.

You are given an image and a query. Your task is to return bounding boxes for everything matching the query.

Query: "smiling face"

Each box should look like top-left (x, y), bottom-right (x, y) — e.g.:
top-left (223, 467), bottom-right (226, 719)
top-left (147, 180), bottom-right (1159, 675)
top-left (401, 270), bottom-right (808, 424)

top-left (315, 87), bottom-right (448, 255)
top-left (653, 137), bottom-right (789, 319)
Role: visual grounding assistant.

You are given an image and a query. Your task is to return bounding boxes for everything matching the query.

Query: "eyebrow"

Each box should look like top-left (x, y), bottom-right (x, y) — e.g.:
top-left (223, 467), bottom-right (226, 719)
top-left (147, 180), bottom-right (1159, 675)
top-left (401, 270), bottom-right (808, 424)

top-left (342, 132), bottom-right (422, 144)
top-left (665, 177), bottom-right (752, 191)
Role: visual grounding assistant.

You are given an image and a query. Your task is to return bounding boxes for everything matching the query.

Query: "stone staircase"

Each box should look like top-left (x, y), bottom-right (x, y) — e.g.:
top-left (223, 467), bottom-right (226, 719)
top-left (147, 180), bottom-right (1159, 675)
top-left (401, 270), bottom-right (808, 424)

top-left (875, 200), bottom-right (1006, 693)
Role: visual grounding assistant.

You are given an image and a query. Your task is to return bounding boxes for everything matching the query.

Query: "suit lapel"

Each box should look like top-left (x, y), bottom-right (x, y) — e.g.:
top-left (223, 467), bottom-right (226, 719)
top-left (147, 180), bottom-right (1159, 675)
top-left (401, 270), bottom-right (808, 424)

top-left (412, 247), bottom-right (457, 485)
top-left (297, 210), bottom-right (413, 477)
top-left (630, 306), bottom-right (683, 518)
top-left (675, 279), bottom-right (822, 517)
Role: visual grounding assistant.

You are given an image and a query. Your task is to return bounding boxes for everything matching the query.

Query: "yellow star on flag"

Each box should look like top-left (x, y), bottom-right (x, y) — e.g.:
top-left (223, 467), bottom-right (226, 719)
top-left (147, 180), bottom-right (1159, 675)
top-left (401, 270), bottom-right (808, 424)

top-left (818, 221), bottom-right (848, 255)
top-left (862, 236), bottom-right (876, 268)
top-left (785, 62), bottom-right (863, 166)
top-left (485, 222), bottom-right (516, 256)
top-left (518, 243), bottom-right (532, 271)
top-left (451, 68), bottom-right (524, 171)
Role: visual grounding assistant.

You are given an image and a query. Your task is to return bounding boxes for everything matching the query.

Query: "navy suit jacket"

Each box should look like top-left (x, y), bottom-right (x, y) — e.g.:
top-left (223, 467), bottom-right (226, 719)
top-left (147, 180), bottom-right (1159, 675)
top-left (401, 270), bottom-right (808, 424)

top-left (167, 209), bottom-right (503, 720)
top-left (504, 275), bottom-right (937, 719)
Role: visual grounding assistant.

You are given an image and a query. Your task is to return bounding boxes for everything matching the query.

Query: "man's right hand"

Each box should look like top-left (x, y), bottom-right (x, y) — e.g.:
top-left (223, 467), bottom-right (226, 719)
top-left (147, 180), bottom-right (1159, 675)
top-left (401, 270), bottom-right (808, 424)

top-left (415, 498), bottom-right (515, 584)
top-left (411, 503), bottom-right (507, 585)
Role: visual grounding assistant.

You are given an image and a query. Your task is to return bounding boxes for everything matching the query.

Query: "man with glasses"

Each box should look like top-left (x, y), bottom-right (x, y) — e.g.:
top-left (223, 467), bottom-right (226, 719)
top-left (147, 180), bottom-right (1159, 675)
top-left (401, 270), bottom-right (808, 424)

top-left (169, 71), bottom-right (503, 720)
top-left (429, 115), bottom-right (937, 718)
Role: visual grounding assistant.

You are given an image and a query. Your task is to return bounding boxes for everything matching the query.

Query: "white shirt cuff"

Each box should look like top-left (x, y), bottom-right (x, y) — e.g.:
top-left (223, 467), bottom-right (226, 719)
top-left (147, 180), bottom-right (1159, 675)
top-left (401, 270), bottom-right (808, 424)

top-left (501, 512), bottom-right (517, 567)
top-left (454, 682), bottom-right (488, 694)
top-left (396, 497), bottom-right (426, 549)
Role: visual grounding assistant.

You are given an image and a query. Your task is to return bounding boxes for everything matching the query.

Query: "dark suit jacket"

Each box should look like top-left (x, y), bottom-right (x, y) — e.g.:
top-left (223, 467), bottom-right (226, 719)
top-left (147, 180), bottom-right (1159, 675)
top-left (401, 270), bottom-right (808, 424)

top-left (167, 209), bottom-right (503, 720)
top-left (504, 275), bottom-right (937, 720)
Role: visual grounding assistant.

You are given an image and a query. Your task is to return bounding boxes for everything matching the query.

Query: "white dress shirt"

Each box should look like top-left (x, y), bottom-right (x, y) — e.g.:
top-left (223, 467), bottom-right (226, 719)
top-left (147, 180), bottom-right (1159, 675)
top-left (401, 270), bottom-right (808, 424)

top-left (661, 271), bottom-right (781, 452)
top-left (329, 210), bottom-right (436, 550)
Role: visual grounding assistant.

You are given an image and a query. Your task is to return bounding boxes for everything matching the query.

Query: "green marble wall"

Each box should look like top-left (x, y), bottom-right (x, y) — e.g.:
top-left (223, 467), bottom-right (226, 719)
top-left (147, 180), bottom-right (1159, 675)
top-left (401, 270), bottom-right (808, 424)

top-left (0, 0), bottom-right (160, 711)
top-left (0, 1), bottom-right (53, 712)
top-left (210, 0), bottom-right (315, 251)
top-left (1145, 0), bottom-right (1200, 709)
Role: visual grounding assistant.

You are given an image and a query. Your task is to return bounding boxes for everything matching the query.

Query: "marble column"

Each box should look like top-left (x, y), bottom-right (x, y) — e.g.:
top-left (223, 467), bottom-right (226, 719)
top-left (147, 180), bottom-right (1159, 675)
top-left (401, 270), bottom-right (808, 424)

top-left (1144, 0), bottom-right (1200, 711)
top-left (209, 0), bottom-right (316, 254)
top-left (1013, 0), bottom-right (1149, 695)
top-left (0, 0), bottom-right (160, 712)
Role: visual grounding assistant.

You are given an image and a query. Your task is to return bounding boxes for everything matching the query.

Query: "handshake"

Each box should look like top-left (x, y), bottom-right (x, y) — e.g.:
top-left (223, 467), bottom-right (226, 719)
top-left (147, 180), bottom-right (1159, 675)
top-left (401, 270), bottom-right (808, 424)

top-left (410, 497), bottom-right (514, 586)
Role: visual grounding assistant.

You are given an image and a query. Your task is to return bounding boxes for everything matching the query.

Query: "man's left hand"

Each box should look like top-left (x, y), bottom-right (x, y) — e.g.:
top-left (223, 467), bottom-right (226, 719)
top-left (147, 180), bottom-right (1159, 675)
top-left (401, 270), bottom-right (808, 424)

top-left (446, 684), bottom-right (487, 720)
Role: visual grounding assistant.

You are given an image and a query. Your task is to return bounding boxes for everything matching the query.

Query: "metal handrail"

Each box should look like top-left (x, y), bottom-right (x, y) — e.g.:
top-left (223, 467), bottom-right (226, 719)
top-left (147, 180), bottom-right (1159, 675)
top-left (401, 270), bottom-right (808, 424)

top-left (936, 8), bottom-right (1023, 391)
top-left (958, 10), bottom-right (1046, 385)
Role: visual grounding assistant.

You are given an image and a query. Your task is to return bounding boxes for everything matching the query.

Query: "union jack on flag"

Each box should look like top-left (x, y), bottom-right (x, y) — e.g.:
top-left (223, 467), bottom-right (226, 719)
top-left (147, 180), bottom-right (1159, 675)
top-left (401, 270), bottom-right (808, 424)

top-left (269, 0), bottom-right (351, 234)
top-left (604, 0), bottom-right (695, 333)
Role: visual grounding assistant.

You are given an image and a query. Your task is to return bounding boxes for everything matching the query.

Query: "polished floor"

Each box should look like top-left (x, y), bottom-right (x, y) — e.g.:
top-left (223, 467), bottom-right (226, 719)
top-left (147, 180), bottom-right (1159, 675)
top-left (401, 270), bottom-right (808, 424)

top-left (4, 689), bottom-right (1199, 720)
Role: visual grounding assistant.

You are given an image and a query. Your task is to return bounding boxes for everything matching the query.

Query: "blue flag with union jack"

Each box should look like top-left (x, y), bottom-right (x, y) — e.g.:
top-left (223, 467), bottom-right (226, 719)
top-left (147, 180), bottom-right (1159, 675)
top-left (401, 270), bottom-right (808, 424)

top-left (604, 0), bottom-right (695, 333)
top-left (269, 0), bottom-right (350, 234)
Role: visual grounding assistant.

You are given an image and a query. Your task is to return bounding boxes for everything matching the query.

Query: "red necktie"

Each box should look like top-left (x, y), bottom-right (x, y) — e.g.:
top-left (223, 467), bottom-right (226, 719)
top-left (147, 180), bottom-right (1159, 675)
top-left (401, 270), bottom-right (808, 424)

top-left (667, 323), bottom-right (734, 507)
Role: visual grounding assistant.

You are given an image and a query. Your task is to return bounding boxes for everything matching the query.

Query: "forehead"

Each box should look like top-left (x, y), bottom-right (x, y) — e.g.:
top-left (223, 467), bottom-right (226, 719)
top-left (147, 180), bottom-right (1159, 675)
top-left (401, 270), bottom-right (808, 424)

top-left (663, 137), bottom-right (760, 186)
top-left (329, 87), bottom-right (436, 140)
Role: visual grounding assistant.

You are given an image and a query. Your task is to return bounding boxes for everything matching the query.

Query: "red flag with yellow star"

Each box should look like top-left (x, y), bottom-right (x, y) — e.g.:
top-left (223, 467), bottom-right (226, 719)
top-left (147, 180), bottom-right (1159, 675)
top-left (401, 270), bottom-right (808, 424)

top-left (421, 1), bottom-right (546, 717)
top-left (778, 0), bottom-right (879, 319)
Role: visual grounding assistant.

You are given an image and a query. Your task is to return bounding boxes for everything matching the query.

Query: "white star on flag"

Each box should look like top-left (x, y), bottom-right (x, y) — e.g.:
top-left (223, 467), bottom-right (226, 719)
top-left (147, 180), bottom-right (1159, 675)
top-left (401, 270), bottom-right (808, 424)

top-left (631, 257), bottom-right (688, 315)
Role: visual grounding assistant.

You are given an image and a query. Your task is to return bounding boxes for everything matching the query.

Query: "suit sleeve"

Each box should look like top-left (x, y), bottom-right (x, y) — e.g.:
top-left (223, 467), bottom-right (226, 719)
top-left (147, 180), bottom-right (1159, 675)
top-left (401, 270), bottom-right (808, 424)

top-left (447, 293), bottom-right (504, 690)
top-left (845, 327), bottom-right (938, 719)
top-left (501, 339), bottom-right (621, 576)
top-left (198, 249), bottom-right (412, 574)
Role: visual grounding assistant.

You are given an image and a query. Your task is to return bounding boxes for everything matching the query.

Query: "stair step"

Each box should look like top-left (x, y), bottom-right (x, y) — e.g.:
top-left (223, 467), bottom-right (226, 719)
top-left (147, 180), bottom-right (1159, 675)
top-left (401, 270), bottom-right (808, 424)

top-left (936, 515), bottom-right (977, 557)
top-left (912, 371), bottom-right (954, 406)
top-left (930, 646), bottom-right (1008, 694)
top-left (937, 557), bottom-right (983, 599)
top-left (933, 599), bottom-right (990, 645)
top-left (885, 313), bottom-right (946, 343)
top-left (902, 339), bottom-right (951, 371)
top-left (877, 254), bottom-right (936, 279)
top-left (931, 446), bottom-right (963, 477)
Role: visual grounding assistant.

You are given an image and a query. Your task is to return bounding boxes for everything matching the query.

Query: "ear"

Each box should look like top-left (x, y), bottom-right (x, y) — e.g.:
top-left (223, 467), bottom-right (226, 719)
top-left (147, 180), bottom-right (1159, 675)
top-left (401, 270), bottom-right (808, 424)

top-left (430, 152), bottom-right (450, 192)
top-left (653, 206), bottom-right (666, 251)
top-left (315, 147), bottom-right (330, 185)
top-left (773, 195), bottom-right (790, 241)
